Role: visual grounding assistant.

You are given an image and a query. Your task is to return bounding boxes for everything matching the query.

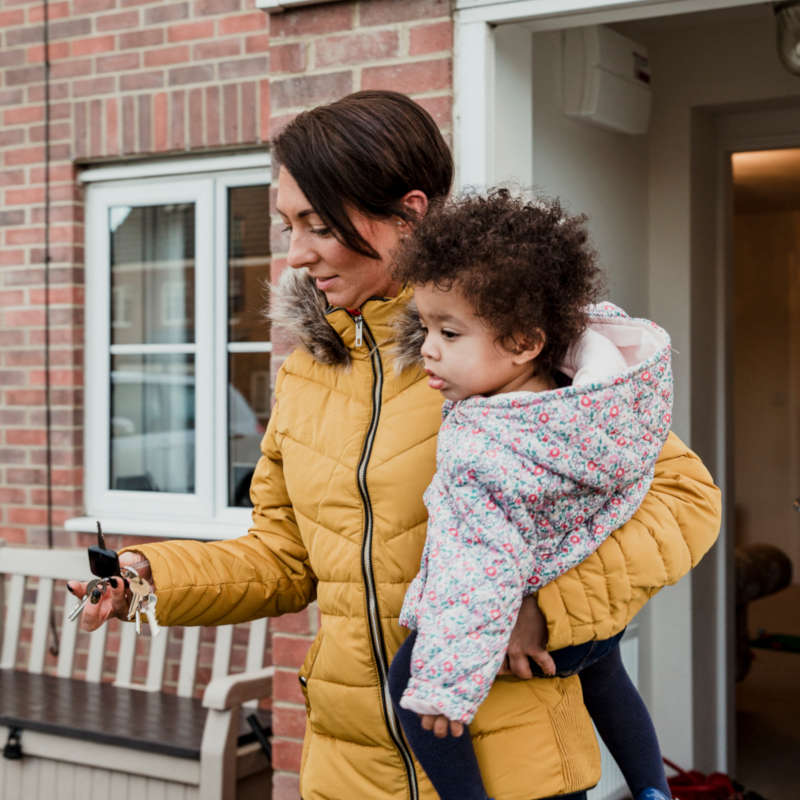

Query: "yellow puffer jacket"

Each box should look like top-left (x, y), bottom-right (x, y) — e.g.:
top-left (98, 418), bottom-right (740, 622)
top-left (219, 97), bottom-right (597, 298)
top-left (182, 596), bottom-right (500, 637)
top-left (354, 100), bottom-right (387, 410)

top-left (130, 270), bottom-right (721, 800)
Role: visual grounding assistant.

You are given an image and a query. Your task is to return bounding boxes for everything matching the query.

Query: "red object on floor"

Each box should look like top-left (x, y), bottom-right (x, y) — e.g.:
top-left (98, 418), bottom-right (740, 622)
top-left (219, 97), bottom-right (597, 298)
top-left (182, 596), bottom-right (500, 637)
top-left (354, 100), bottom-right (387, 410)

top-left (663, 758), bottom-right (744, 800)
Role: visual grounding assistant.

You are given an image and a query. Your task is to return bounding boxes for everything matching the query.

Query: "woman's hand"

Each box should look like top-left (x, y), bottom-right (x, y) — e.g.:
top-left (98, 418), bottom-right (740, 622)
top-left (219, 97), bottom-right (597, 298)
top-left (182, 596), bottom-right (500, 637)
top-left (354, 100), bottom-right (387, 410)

top-left (419, 714), bottom-right (464, 738)
top-left (498, 594), bottom-right (556, 678)
top-left (66, 551), bottom-right (152, 632)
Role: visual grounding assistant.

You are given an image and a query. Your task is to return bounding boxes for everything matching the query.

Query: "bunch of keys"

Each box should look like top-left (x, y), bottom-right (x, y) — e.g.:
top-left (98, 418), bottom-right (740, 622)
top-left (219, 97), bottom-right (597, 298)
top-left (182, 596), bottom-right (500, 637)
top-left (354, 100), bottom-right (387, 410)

top-left (68, 521), bottom-right (160, 636)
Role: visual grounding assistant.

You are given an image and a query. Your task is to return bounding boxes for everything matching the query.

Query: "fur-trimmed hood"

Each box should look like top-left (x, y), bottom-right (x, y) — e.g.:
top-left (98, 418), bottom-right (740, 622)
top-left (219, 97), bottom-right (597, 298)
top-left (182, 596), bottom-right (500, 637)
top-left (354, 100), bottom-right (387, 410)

top-left (269, 266), bottom-right (425, 372)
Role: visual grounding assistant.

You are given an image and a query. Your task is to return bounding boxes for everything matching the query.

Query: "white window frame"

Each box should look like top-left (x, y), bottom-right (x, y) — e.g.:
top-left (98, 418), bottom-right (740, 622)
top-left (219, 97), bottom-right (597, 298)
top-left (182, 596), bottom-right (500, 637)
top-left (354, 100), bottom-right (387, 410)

top-left (70, 154), bottom-right (271, 539)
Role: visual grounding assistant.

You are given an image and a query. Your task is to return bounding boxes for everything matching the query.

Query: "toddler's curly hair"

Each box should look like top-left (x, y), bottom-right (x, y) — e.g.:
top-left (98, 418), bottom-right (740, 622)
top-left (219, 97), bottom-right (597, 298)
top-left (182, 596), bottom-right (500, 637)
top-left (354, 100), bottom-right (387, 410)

top-left (393, 188), bottom-right (603, 376)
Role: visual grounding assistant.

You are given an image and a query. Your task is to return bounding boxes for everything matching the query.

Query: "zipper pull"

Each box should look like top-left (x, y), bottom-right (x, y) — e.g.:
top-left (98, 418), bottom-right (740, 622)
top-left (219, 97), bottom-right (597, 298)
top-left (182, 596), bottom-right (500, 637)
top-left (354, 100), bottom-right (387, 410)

top-left (354, 313), bottom-right (363, 347)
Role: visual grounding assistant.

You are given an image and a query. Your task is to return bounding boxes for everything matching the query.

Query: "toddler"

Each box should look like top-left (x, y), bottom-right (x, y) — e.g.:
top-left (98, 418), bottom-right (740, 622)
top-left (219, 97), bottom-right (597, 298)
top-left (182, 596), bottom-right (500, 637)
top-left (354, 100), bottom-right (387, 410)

top-left (387, 190), bottom-right (673, 800)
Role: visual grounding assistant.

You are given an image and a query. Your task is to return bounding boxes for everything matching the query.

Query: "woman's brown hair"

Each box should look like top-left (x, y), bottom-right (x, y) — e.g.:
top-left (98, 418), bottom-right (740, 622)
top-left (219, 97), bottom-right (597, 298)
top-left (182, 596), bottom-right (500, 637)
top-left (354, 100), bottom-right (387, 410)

top-left (271, 90), bottom-right (453, 258)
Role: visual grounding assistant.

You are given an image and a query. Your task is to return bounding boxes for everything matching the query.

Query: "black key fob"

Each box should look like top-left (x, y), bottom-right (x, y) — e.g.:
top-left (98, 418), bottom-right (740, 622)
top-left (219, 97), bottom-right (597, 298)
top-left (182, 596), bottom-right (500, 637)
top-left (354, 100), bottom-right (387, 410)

top-left (88, 521), bottom-right (121, 578)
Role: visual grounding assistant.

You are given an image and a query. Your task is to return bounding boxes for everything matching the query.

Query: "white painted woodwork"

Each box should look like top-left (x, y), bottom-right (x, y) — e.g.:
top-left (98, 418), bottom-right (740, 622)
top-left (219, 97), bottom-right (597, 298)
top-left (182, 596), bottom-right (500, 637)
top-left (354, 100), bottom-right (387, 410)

top-left (178, 626), bottom-right (201, 698)
top-left (28, 576), bottom-right (54, 673)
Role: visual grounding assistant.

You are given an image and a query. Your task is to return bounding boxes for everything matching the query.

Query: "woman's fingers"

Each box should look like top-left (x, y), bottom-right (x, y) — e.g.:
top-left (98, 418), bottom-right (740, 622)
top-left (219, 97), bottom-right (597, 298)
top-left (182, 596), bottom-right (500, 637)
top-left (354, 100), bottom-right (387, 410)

top-left (66, 578), bottom-right (130, 631)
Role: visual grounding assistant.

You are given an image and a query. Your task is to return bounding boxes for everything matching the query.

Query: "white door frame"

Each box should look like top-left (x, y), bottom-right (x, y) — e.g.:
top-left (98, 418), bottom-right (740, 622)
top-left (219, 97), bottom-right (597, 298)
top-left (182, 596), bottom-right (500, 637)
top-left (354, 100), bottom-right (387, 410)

top-left (452, 0), bottom-right (769, 775)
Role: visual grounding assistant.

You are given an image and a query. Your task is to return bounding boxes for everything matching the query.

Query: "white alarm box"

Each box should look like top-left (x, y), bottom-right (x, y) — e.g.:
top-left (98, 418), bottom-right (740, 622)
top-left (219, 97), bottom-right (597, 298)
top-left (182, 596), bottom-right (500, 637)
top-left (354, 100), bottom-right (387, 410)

top-left (562, 25), bottom-right (651, 135)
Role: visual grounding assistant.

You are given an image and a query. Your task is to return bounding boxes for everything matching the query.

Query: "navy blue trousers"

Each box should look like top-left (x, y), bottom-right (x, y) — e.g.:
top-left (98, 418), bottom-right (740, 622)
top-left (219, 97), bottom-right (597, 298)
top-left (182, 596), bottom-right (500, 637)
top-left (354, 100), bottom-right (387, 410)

top-left (388, 630), bottom-right (669, 800)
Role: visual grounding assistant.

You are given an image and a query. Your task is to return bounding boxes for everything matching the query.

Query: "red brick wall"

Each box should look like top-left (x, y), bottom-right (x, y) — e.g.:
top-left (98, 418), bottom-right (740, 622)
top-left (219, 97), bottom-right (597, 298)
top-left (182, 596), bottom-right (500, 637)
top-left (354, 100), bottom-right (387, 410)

top-left (1, 0), bottom-right (453, 796)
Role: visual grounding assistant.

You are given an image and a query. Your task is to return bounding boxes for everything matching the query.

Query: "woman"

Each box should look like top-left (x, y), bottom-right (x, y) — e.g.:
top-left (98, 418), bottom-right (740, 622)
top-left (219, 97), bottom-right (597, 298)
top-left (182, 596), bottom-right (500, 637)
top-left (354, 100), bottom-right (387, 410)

top-left (71, 90), bottom-right (721, 800)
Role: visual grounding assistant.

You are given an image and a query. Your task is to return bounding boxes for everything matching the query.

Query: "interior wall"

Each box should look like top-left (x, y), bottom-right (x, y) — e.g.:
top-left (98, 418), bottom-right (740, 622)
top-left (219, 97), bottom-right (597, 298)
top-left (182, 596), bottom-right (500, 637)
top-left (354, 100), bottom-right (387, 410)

top-left (732, 208), bottom-right (800, 578)
top-left (530, 31), bottom-right (650, 315)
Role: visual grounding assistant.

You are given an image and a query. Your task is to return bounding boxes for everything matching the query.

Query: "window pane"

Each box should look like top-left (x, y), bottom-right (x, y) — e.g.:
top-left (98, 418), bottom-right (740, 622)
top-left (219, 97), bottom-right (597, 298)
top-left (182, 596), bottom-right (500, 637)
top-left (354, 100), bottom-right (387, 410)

top-left (228, 186), bottom-right (270, 344)
top-left (110, 353), bottom-right (195, 494)
top-left (228, 353), bottom-right (268, 507)
top-left (110, 203), bottom-right (195, 345)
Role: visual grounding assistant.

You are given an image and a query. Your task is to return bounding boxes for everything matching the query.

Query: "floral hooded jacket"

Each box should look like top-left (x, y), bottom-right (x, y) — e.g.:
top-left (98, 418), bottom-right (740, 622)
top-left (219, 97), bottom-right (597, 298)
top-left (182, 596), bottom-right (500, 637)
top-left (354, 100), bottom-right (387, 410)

top-left (399, 303), bottom-right (672, 723)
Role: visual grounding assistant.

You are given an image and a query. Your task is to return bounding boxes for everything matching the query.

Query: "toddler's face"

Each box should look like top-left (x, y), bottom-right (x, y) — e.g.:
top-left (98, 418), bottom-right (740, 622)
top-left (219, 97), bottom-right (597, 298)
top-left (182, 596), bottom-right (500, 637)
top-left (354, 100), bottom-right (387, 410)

top-left (415, 283), bottom-right (539, 401)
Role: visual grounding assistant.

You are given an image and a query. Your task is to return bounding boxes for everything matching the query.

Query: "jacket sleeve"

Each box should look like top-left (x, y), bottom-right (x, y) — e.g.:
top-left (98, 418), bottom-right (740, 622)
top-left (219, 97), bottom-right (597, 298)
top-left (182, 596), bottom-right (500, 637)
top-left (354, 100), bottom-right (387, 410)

top-left (537, 431), bottom-right (721, 650)
top-left (401, 475), bottom-right (532, 724)
top-left (123, 368), bottom-right (317, 627)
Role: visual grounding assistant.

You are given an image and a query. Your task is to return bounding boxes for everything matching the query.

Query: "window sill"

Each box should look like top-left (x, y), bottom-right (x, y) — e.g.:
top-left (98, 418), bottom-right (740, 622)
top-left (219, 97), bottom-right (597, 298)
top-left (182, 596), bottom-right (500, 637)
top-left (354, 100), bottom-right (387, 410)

top-left (64, 516), bottom-right (249, 541)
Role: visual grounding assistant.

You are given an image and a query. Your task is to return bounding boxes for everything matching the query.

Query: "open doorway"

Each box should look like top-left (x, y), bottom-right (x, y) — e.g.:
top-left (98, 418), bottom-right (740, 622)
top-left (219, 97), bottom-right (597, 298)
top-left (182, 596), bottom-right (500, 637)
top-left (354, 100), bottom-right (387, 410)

top-left (731, 148), bottom-right (800, 800)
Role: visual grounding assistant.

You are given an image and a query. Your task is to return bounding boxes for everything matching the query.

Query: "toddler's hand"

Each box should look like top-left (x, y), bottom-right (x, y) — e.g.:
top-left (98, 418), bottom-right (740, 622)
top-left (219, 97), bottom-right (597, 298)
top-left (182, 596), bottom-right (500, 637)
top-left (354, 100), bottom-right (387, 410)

top-left (419, 714), bottom-right (464, 738)
top-left (498, 594), bottom-right (556, 678)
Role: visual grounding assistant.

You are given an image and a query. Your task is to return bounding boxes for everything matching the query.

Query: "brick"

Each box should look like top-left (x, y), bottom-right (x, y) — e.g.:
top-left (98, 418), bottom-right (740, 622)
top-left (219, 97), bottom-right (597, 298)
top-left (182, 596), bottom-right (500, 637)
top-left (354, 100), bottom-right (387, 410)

top-left (360, 0), bottom-right (450, 26)
top-left (119, 70), bottom-right (164, 91)
top-left (271, 609), bottom-right (314, 636)
top-left (0, 169), bottom-right (25, 188)
top-left (362, 58), bottom-right (451, 94)
top-left (0, 249), bottom-right (25, 267)
top-left (219, 56), bottom-right (267, 80)
top-left (153, 92), bottom-right (168, 151)
top-left (192, 39), bottom-right (240, 60)
top-left (271, 3), bottom-right (352, 38)
top-left (0, 368), bottom-right (27, 386)
top-left (5, 26), bottom-right (45, 48)
top-left (50, 19), bottom-right (92, 40)
top-left (272, 773), bottom-right (301, 800)
top-left (26, 41), bottom-right (70, 63)
top-left (3, 306), bottom-right (45, 324)
top-left (122, 95), bottom-right (135, 153)
top-left (0, 488), bottom-right (26, 504)
top-left (0, 49), bottom-right (26, 69)
top-left (0, 9), bottom-right (25, 27)
top-left (169, 90), bottom-right (185, 150)
top-left (410, 21), bottom-right (453, 56)
top-left (138, 94), bottom-right (152, 152)
top-left (223, 83), bottom-right (238, 144)
top-left (29, 121), bottom-right (71, 144)
top-left (6, 65), bottom-right (46, 86)
top-left (72, 76), bottom-right (116, 98)
top-left (271, 71), bottom-right (352, 112)
top-left (74, 101), bottom-right (88, 160)
top-left (168, 20), bottom-right (215, 41)
top-left (259, 79), bottom-right (269, 142)
top-left (205, 85), bottom-right (220, 147)
top-left (415, 93), bottom-right (451, 128)
top-left (28, 2), bottom-right (70, 23)
top-left (5, 145), bottom-right (42, 166)
top-left (271, 738), bottom-right (303, 772)
top-left (145, 45), bottom-right (191, 67)
top-left (0, 528), bottom-right (26, 544)
top-left (268, 42), bottom-right (304, 74)
top-left (96, 52), bottom-right (140, 73)
top-left (5, 187), bottom-right (44, 206)
top-left (119, 29), bottom-right (164, 49)
top-left (50, 59), bottom-right (93, 79)
top-left (189, 88), bottom-right (203, 148)
top-left (96, 10), bottom-right (140, 31)
top-left (74, 0), bottom-right (116, 12)
top-left (6, 429), bottom-right (47, 446)
top-left (145, 3), bottom-right (189, 24)
top-left (241, 81), bottom-right (256, 142)
top-left (272, 634), bottom-right (310, 667)
top-left (0, 130), bottom-right (25, 148)
top-left (194, 0), bottom-right (243, 15)
top-left (0, 330), bottom-right (24, 347)
top-left (0, 89), bottom-right (25, 107)
top-left (218, 12), bottom-right (267, 36)
top-left (315, 29), bottom-right (398, 69)
top-left (8, 507), bottom-right (49, 525)
top-left (0, 211), bottom-right (25, 226)
top-left (168, 64), bottom-right (214, 86)
top-left (90, 98), bottom-right (103, 156)
top-left (245, 33), bottom-right (269, 55)
top-left (28, 82), bottom-right (70, 103)
top-left (272, 705), bottom-right (307, 740)
top-left (1, 451), bottom-right (29, 467)
top-left (5, 349), bottom-right (43, 366)
top-left (71, 34), bottom-right (116, 57)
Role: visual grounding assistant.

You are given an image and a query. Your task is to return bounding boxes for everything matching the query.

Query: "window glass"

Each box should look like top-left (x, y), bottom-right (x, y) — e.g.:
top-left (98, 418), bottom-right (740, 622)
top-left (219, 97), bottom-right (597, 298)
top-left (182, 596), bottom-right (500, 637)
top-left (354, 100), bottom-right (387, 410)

top-left (227, 185), bottom-right (270, 507)
top-left (110, 353), bottom-right (195, 494)
top-left (110, 203), bottom-right (195, 345)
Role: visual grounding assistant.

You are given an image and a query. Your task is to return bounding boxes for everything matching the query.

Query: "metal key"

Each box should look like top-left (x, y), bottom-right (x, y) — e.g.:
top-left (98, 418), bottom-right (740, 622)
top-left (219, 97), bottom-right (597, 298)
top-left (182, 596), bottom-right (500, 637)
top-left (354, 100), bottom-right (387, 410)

top-left (68, 578), bottom-right (103, 622)
top-left (126, 575), bottom-right (151, 621)
top-left (142, 593), bottom-right (161, 637)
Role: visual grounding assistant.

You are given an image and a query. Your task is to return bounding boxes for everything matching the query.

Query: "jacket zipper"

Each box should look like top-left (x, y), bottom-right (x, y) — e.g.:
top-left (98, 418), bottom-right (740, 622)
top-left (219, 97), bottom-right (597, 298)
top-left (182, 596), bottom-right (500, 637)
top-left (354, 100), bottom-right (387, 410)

top-left (351, 311), bottom-right (419, 800)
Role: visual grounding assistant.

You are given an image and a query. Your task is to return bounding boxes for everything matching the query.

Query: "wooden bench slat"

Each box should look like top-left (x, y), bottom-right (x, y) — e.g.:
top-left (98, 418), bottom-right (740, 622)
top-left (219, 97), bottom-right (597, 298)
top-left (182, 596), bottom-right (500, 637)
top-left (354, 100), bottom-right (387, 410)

top-left (211, 625), bottom-right (232, 683)
top-left (29, 576), bottom-right (54, 674)
top-left (0, 671), bottom-right (271, 761)
top-left (1, 573), bottom-right (25, 669)
top-left (177, 626), bottom-right (200, 698)
top-left (57, 589), bottom-right (79, 678)
top-left (86, 623), bottom-right (108, 682)
top-left (146, 625), bottom-right (170, 691)
top-left (115, 619), bottom-right (138, 687)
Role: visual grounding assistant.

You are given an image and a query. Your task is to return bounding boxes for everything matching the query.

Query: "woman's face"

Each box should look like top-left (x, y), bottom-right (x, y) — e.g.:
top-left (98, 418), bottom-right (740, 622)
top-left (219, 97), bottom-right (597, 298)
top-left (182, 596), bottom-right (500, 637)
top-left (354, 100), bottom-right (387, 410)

top-left (276, 167), bottom-right (403, 309)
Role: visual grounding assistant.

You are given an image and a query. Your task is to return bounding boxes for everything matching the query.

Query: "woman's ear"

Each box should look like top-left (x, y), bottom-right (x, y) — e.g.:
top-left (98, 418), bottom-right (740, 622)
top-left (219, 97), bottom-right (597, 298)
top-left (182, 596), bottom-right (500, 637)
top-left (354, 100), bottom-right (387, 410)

top-left (400, 190), bottom-right (429, 223)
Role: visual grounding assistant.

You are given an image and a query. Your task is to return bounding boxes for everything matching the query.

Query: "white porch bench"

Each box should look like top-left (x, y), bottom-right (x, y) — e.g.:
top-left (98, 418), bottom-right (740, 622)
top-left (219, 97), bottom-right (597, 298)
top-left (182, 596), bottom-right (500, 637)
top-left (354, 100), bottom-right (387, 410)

top-left (0, 544), bottom-right (274, 800)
